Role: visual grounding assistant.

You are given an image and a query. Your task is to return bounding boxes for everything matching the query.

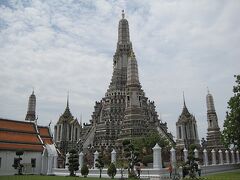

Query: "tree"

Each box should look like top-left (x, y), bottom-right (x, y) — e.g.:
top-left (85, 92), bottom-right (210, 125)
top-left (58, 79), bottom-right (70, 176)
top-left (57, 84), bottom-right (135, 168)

top-left (95, 153), bottom-right (104, 178)
top-left (222, 75), bottom-right (240, 148)
top-left (116, 156), bottom-right (128, 179)
top-left (81, 164), bottom-right (89, 178)
top-left (12, 150), bottom-right (24, 175)
top-left (182, 144), bottom-right (199, 179)
top-left (67, 149), bottom-right (79, 176)
top-left (132, 130), bottom-right (171, 162)
top-left (122, 139), bottom-right (140, 178)
top-left (107, 163), bottom-right (117, 179)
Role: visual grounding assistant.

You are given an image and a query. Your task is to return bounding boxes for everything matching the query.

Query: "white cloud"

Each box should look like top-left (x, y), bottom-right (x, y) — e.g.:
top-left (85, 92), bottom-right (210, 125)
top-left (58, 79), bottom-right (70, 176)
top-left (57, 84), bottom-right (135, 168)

top-left (0, 0), bottom-right (239, 140)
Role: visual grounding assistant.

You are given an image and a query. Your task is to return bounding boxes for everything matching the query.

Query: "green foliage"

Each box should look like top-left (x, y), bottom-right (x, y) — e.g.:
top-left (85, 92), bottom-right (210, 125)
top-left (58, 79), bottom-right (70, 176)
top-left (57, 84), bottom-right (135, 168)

top-left (67, 149), bottom-right (79, 176)
top-left (95, 153), bottom-right (104, 178)
top-left (107, 163), bottom-right (117, 179)
top-left (222, 75), bottom-right (240, 148)
top-left (122, 139), bottom-right (140, 178)
top-left (182, 144), bottom-right (200, 179)
top-left (116, 157), bottom-right (128, 179)
top-left (12, 150), bottom-right (24, 175)
top-left (81, 164), bottom-right (89, 178)
top-left (142, 154), bottom-right (153, 166)
top-left (132, 130), bottom-right (170, 156)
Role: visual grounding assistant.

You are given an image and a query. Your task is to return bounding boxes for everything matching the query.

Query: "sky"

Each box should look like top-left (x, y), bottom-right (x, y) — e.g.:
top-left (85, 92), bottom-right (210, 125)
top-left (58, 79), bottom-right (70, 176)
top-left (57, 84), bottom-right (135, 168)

top-left (0, 0), bottom-right (240, 141)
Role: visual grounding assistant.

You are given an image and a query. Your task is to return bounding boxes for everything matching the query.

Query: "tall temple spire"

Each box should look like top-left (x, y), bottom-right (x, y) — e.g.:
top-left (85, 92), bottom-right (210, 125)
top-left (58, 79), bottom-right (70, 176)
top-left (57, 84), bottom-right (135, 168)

top-left (67, 91), bottom-right (69, 108)
top-left (122, 9), bottom-right (125, 19)
top-left (183, 91), bottom-right (186, 107)
top-left (181, 92), bottom-right (190, 115)
top-left (206, 89), bottom-right (223, 150)
top-left (206, 88), bottom-right (216, 112)
top-left (25, 90), bottom-right (36, 121)
top-left (206, 89), bottom-right (218, 128)
top-left (118, 10), bottom-right (130, 44)
top-left (81, 10), bottom-right (174, 149)
top-left (63, 92), bottom-right (72, 118)
top-left (127, 50), bottom-right (140, 87)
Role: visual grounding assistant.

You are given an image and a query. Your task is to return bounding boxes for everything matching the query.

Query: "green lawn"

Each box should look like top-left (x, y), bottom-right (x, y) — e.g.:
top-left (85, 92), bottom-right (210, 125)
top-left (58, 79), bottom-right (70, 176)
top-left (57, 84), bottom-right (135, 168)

top-left (205, 169), bottom-right (240, 180)
top-left (1, 170), bottom-right (240, 180)
top-left (0, 176), bottom-right (109, 180)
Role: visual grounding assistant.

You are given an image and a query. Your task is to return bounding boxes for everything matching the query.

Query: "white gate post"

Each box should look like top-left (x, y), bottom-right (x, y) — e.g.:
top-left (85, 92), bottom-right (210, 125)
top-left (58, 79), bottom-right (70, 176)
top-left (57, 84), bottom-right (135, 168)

top-left (194, 148), bottom-right (199, 159)
top-left (183, 148), bottom-right (188, 163)
top-left (231, 150), bottom-right (235, 164)
top-left (79, 152), bottom-right (84, 169)
top-left (65, 152), bottom-right (70, 169)
top-left (203, 149), bottom-right (208, 166)
top-left (225, 150), bottom-right (230, 164)
top-left (94, 151), bottom-right (99, 169)
top-left (111, 149), bottom-right (116, 163)
top-left (211, 149), bottom-right (216, 165)
top-left (152, 143), bottom-right (162, 169)
top-left (170, 147), bottom-right (176, 168)
top-left (218, 150), bottom-right (223, 165)
top-left (236, 150), bottom-right (240, 164)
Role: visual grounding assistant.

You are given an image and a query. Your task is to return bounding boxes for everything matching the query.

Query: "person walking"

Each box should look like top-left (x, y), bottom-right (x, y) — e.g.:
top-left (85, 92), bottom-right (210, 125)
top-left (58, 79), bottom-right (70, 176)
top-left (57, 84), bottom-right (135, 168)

top-left (168, 163), bottom-right (173, 178)
top-left (197, 163), bottom-right (201, 177)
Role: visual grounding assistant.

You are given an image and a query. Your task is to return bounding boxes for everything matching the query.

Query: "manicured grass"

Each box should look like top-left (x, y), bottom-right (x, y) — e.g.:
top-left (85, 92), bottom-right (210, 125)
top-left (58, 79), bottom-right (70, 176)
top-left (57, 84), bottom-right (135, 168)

top-left (0, 175), bottom-right (109, 180)
top-left (205, 169), bottom-right (240, 180)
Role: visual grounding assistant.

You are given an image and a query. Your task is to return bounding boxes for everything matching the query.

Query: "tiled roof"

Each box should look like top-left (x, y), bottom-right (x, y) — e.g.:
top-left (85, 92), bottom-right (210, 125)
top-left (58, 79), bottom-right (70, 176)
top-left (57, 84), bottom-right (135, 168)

top-left (0, 118), bottom-right (36, 133)
top-left (38, 126), bottom-right (50, 137)
top-left (0, 119), bottom-right (55, 152)
top-left (42, 138), bottom-right (53, 144)
top-left (0, 142), bottom-right (43, 152)
top-left (0, 119), bottom-right (44, 151)
top-left (0, 131), bottom-right (42, 144)
top-left (37, 126), bottom-right (53, 145)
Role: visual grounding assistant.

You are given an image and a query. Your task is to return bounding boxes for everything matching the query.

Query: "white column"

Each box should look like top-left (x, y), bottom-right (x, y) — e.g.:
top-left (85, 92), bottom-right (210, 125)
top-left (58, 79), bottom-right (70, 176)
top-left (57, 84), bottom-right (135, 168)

top-left (94, 151), bottom-right (99, 169)
top-left (152, 143), bottom-right (162, 169)
top-left (183, 148), bottom-right (188, 162)
top-left (236, 150), bottom-right (240, 163)
top-left (65, 152), bottom-right (70, 169)
top-left (170, 147), bottom-right (176, 168)
top-left (218, 150), bottom-right (223, 165)
top-left (53, 156), bottom-right (58, 168)
top-left (203, 149), bottom-right (208, 166)
top-left (225, 150), bottom-right (230, 164)
top-left (111, 149), bottom-right (116, 163)
top-left (231, 150), bottom-right (235, 164)
top-left (60, 125), bottom-right (62, 141)
top-left (41, 153), bottom-right (46, 174)
top-left (194, 148), bottom-right (199, 159)
top-left (47, 155), bottom-right (53, 175)
top-left (79, 152), bottom-right (84, 169)
top-left (211, 149), bottom-right (216, 165)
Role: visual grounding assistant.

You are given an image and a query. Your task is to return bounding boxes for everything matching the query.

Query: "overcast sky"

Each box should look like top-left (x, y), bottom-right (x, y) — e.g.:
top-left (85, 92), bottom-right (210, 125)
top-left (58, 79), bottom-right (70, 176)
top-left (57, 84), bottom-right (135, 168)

top-left (0, 0), bottom-right (239, 140)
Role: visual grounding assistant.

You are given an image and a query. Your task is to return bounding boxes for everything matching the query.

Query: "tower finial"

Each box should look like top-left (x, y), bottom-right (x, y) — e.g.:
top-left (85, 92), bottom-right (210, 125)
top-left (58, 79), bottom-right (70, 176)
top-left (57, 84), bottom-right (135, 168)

top-left (207, 86), bottom-right (210, 94)
top-left (122, 10), bottom-right (125, 19)
top-left (183, 91), bottom-right (186, 107)
top-left (67, 91), bottom-right (69, 108)
top-left (32, 87), bottom-right (34, 95)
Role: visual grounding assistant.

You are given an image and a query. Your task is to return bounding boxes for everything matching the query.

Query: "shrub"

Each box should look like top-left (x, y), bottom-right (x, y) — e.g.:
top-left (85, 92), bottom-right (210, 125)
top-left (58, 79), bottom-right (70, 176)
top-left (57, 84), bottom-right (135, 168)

top-left (142, 154), bottom-right (153, 166)
top-left (107, 163), bottom-right (117, 179)
top-left (68, 149), bottom-right (79, 176)
top-left (81, 164), bottom-right (89, 178)
top-left (13, 150), bottom-right (24, 175)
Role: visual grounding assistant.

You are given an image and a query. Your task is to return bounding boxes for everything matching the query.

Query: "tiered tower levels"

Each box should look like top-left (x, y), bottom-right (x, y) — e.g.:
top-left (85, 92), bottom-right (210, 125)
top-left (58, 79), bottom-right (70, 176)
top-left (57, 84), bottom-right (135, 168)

top-left (81, 11), bottom-right (174, 150)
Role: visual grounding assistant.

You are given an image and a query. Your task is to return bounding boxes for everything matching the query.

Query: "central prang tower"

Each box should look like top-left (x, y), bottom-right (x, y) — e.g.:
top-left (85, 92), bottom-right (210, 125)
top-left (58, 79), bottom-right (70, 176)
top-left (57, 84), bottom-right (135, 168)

top-left (81, 11), bottom-right (174, 151)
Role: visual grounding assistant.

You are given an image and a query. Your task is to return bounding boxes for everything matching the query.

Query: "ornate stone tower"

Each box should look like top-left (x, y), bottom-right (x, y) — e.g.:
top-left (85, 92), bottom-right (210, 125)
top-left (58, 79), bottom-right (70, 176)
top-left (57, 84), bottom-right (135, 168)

top-left (25, 90), bottom-right (36, 121)
top-left (54, 96), bottom-right (81, 154)
top-left (176, 95), bottom-right (200, 149)
top-left (206, 89), bottom-right (224, 150)
top-left (81, 11), bottom-right (174, 151)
